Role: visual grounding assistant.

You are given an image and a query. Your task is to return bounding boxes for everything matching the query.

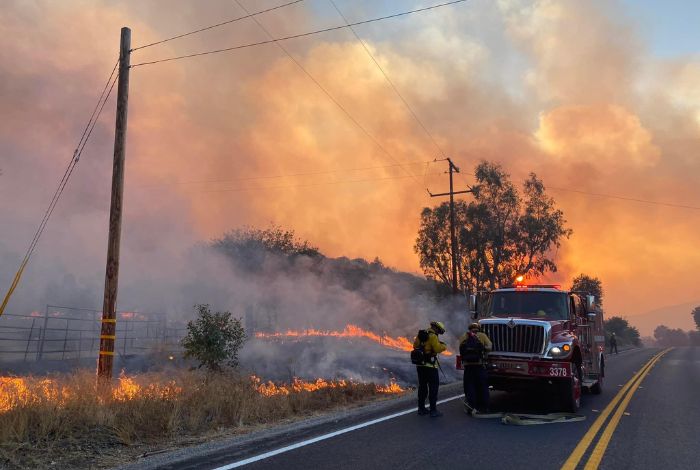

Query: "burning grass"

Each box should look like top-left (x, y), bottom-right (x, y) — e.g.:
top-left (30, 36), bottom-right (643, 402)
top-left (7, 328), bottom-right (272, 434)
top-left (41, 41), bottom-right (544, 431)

top-left (255, 323), bottom-right (453, 355)
top-left (0, 371), bottom-right (405, 469)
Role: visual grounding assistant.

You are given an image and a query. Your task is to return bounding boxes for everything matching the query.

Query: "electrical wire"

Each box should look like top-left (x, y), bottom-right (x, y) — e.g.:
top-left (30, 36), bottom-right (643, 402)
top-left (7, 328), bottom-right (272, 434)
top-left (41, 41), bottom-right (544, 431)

top-left (182, 171), bottom-right (445, 195)
top-left (23, 68), bottom-right (118, 262)
top-left (233, 0), bottom-right (425, 184)
top-left (134, 160), bottom-right (435, 189)
top-left (0, 61), bottom-right (119, 316)
top-left (547, 186), bottom-right (700, 211)
top-left (131, 0), bottom-right (305, 51)
top-left (329, 0), bottom-right (448, 160)
top-left (130, 0), bottom-right (469, 67)
top-left (464, 170), bottom-right (700, 211)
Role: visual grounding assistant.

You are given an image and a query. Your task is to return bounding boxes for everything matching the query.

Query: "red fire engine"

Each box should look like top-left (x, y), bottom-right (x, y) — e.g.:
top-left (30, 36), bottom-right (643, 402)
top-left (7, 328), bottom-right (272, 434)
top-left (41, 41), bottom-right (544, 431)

top-left (457, 282), bottom-right (605, 412)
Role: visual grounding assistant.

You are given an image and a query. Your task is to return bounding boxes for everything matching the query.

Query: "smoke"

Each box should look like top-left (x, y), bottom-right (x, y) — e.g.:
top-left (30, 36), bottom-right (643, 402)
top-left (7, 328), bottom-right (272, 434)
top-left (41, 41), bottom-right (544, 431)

top-left (1, 0), bottom-right (699, 346)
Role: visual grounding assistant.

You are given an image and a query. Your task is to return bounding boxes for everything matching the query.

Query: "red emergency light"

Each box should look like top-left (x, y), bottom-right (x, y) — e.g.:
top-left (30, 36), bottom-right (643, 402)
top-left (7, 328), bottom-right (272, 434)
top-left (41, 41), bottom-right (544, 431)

top-left (510, 284), bottom-right (562, 289)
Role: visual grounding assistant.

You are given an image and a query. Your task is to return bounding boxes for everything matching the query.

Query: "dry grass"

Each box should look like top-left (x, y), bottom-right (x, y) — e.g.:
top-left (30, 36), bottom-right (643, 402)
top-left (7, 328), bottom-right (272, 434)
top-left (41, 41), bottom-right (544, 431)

top-left (0, 371), bottom-right (405, 469)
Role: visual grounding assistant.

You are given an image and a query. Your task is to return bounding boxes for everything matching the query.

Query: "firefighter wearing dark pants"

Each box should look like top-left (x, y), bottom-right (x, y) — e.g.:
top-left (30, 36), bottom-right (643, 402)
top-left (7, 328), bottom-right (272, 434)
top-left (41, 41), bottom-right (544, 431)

top-left (609, 332), bottom-right (618, 354)
top-left (459, 323), bottom-right (492, 414)
top-left (414, 321), bottom-right (447, 417)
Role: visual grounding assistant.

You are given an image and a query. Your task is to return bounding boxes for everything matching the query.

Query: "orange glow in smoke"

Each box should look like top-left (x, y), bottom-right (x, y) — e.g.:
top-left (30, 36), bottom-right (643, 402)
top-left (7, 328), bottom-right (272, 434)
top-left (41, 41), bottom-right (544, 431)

top-left (255, 324), bottom-right (452, 355)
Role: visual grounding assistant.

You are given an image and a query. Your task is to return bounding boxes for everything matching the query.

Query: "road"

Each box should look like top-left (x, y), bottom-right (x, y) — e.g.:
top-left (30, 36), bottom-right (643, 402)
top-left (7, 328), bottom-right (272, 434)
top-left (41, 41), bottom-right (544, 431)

top-left (148, 347), bottom-right (698, 470)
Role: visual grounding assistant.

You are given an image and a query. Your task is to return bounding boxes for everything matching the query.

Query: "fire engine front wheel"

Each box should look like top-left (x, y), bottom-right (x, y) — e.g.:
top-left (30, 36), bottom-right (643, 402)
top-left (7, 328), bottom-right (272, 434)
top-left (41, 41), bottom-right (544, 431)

top-left (560, 363), bottom-right (582, 413)
top-left (590, 358), bottom-right (604, 395)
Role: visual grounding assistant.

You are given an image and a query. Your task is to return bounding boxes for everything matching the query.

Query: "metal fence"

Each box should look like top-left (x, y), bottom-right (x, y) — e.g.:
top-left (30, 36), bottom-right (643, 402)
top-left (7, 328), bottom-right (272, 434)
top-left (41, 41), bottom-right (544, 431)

top-left (0, 305), bottom-right (187, 362)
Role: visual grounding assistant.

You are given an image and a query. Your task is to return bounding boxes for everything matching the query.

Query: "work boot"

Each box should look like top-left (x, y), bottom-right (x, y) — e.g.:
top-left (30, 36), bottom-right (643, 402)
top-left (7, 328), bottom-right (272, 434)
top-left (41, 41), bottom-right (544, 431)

top-left (417, 408), bottom-right (429, 416)
top-left (430, 409), bottom-right (443, 418)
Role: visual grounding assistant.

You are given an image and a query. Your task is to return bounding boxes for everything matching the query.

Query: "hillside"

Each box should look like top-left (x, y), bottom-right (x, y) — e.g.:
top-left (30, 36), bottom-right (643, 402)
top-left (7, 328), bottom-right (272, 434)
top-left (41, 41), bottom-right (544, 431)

top-left (626, 300), bottom-right (700, 336)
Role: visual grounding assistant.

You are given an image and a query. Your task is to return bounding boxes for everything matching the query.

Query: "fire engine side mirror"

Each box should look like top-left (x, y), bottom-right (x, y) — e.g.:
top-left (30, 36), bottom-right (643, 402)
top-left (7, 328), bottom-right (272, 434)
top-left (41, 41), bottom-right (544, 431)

top-left (469, 294), bottom-right (478, 317)
top-left (586, 295), bottom-right (595, 312)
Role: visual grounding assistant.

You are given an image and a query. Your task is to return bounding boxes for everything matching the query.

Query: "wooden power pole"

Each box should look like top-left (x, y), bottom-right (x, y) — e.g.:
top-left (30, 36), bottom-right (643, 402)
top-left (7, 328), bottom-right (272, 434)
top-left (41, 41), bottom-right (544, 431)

top-left (98, 27), bottom-right (131, 379)
top-left (428, 158), bottom-right (471, 294)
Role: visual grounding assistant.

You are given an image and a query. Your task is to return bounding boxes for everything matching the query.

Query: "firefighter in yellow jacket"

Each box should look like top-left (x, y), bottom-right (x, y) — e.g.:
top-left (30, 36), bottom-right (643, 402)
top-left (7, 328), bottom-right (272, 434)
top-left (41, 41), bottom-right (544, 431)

top-left (413, 321), bottom-right (447, 417)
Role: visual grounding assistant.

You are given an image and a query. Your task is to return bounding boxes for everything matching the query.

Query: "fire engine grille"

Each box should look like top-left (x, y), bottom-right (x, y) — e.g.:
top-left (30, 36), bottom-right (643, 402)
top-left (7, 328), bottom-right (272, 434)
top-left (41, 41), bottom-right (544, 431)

top-left (481, 323), bottom-right (545, 355)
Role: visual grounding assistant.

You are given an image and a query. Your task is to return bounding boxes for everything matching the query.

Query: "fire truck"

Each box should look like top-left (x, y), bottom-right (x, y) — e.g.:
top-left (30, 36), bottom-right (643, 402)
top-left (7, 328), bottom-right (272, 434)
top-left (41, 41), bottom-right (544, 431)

top-left (458, 282), bottom-right (605, 412)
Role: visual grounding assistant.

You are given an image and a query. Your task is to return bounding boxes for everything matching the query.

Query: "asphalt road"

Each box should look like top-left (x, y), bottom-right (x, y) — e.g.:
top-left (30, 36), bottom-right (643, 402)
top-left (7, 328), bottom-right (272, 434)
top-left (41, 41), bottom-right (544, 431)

top-left (149, 347), bottom-right (699, 470)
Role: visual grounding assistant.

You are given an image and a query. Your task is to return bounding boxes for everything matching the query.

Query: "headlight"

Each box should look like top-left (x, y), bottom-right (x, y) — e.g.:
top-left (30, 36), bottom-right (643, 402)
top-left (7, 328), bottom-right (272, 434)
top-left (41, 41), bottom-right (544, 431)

top-left (548, 343), bottom-right (572, 357)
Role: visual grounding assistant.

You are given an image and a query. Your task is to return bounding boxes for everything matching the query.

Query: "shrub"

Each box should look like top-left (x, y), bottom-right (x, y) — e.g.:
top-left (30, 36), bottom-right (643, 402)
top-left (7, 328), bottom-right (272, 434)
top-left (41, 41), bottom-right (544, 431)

top-left (181, 304), bottom-right (246, 371)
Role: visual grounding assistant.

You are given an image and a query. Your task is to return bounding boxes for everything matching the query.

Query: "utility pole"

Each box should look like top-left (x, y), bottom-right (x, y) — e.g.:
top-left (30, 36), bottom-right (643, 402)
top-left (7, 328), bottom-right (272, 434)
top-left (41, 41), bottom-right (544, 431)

top-left (98, 27), bottom-right (131, 379)
top-left (428, 158), bottom-right (471, 294)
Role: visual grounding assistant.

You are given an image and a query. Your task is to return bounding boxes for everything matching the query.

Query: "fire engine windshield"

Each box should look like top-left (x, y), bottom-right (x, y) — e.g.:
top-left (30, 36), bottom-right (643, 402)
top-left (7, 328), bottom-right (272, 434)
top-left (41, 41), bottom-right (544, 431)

top-left (488, 291), bottom-right (569, 320)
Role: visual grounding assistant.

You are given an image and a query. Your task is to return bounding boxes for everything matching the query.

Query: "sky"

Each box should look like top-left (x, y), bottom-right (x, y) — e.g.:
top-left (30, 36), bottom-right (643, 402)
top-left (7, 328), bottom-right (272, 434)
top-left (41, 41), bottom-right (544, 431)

top-left (1, 0), bottom-right (699, 336)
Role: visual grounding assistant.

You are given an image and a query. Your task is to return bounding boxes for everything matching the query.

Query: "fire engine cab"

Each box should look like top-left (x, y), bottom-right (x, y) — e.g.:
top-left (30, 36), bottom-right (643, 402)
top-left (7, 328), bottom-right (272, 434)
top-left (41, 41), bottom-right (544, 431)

top-left (458, 283), bottom-right (605, 412)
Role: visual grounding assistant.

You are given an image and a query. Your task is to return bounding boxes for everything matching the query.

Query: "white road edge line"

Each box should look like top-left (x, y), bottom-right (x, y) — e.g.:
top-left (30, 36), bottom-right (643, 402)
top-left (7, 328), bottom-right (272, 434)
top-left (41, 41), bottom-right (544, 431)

top-left (211, 394), bottom-right (465, 469)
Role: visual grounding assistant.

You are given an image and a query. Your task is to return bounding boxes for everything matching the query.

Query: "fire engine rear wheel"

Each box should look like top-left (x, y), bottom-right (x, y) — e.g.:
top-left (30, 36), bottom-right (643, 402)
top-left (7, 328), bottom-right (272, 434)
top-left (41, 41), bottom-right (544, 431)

top-left (561, 363), bottom-right (582, 413)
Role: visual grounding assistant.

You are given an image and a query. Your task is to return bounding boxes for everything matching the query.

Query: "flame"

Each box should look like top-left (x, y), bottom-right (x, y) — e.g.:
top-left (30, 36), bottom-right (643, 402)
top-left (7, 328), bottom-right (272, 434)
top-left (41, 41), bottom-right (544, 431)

top-left (119, 312), bottom-right (148, 321)
top-left (111, 371), bottom-right (182, 401)
top-left (0, 373), bottom-right (182, 413)
top-left (112, 373), bottom-right (140, 401)
top-left (255, 324), bottom-right (452, 355)
top-left (0, 377), bottom-right (71, 412)
top-left (375, 381), bottom-right (404, 394)
top-left (0, 373), bottom-right (401, 414)
top-left (250, 375), bottom-right (404, 397)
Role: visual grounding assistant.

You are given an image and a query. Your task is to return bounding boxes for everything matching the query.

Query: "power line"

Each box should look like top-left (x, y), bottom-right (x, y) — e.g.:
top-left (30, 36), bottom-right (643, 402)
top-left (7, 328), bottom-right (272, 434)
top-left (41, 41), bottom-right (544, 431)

top-left (463, 169), bottom-right (700, 212)
top-left (134, 160), bottom-right (435, 189)
top-left (547, 186), bottom-right (700, 211)
top-left (24, 63), bottom-right (118, 262)
top-left (1, 61), bottom-right (120, 316)
top-left (131, 0), bottom-right (305, 51)
top-left (329, 0), bottom-right (448, 160)
top-left (233, 0), bottom-right (425, 184)
top-left (130, 0), bottom-right (469, 67)
top-left (182, 171), bottom-right (445, 195)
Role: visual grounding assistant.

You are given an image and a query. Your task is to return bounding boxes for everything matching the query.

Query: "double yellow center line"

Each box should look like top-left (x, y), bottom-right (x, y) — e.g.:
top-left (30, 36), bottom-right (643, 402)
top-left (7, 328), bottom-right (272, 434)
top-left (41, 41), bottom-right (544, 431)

top-left (561, 348), bottom-right (672, 470)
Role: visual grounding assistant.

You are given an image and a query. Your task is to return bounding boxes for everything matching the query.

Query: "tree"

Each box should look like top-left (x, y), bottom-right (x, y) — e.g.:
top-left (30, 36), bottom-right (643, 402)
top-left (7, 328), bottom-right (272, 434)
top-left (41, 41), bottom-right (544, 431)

top-left (415, 201), bottom-right (469, 292)
top-left (415, 161), bottom-right (572, 293)
top-left (689, 330), bottom-right (700, 346)
top-left (653, 325), bottom-right (689, 347)
top-left (212, 225), bottom-right (320, 272)
top-left (181, 304), bottom-right (247, 371)
top-left (604, 316), bottom-right (641, 346)
top-left (571, 274), bottom-right (604, 307)
top-left (692, 306), bottom-right (700, 331)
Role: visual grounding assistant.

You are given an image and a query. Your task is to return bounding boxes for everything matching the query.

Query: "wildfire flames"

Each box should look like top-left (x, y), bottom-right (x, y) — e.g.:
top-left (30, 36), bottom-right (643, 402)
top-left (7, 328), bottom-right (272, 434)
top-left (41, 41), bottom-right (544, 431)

top-left (0, 374), bottom-right (181, 412)
top-left (251, 375), bottom-right (404, 397)
top-left (0, 373), bottom-right (404, 413)
top-left (255, 324), bottom-right (452, 355)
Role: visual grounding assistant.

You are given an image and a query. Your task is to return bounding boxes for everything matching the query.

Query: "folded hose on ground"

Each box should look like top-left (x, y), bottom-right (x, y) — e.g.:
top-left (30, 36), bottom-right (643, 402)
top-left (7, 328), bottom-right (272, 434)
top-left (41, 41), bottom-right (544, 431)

top-left (463, 399), bottom-right (586, 425)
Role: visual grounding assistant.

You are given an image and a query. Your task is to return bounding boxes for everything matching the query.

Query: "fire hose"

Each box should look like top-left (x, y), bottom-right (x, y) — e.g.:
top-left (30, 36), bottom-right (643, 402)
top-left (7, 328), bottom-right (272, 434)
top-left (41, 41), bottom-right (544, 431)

top-left (463, 400), bottom-right (586, 425)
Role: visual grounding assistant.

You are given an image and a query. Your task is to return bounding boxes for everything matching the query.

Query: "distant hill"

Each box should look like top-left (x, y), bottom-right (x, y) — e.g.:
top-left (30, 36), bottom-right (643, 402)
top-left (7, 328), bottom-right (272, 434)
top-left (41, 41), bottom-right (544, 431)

top-left (625, 300), bottom-right (699, 336)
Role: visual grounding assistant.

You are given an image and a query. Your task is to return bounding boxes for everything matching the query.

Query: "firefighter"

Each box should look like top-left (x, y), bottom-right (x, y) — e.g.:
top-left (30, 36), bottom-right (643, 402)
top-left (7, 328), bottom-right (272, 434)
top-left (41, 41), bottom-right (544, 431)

top-left (459, 322), bottom-right (492, 414)
top-left (414, 321), bottom-right (447, 417)
top-left (609, 332), bottom-right (618, 354)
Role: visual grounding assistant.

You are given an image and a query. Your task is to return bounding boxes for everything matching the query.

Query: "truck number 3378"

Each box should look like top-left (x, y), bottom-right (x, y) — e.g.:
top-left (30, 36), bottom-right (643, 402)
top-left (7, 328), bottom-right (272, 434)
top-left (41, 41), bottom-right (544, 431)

top-left (549, 367), bottom-right (568, 377)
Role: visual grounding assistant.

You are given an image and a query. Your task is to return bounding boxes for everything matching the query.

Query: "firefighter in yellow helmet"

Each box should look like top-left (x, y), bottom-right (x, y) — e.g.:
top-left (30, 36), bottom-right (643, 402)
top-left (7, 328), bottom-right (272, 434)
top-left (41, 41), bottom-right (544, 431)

top-left (459, 322), bottom-right (492, 414)
top-left (413, 320), bottom-right (447, 417)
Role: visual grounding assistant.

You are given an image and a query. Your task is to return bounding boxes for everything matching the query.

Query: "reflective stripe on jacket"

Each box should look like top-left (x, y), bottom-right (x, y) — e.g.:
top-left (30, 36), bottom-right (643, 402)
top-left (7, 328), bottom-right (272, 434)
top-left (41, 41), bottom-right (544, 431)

top-left (413, 328), bottom-right (446, 368)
